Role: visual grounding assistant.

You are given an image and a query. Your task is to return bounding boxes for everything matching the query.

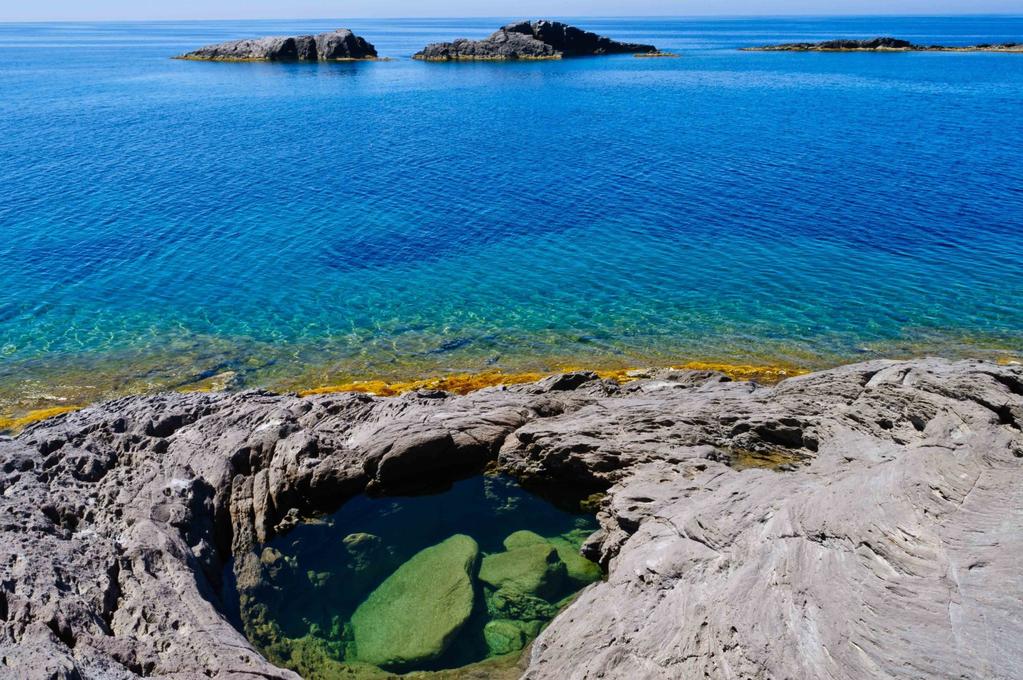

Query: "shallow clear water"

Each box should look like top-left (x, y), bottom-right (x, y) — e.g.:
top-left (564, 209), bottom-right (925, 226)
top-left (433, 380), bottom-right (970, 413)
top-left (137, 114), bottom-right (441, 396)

top-left (230, 476), bottom-right (600, 677)
top-left (1, 17), bottom-right (1022, 408)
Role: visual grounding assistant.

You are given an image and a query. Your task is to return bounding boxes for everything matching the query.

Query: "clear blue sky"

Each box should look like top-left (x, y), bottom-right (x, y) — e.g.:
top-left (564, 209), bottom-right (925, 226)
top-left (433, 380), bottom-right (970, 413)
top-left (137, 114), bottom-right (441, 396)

top-left (1, 1), bottom-right (1019, 21)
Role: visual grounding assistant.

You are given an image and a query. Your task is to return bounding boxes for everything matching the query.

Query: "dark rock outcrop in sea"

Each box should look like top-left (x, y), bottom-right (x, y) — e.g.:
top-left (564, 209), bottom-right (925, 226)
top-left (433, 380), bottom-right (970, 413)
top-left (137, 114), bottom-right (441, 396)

top-left (413, 20), bottom-right (658, 61)
top-left (1, 358), bottom-right (1022, 678)
top-left (178, 28), bottom-right (378, 61)
top-left (744, 36), bottom-right (1023, 52)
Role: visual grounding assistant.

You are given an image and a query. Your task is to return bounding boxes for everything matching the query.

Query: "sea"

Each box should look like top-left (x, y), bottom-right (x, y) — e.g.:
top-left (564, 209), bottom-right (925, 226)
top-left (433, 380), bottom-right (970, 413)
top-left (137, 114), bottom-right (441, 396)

top-left (1, 16), bottom-right (1021, 414)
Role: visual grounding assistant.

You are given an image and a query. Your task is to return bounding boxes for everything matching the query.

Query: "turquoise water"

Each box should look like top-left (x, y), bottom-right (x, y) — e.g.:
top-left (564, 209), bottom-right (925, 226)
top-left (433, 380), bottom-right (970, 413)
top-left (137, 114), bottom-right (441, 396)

top-left (229, 475), bottom-right (600, 676)
top-left (1, 17), bottom-right (1022, 406)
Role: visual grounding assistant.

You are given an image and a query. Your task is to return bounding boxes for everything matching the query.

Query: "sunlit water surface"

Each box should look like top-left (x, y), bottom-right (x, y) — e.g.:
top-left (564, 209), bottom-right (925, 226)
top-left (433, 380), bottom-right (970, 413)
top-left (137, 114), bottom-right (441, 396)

top-left (1, 16), bottom-right (1021, 413)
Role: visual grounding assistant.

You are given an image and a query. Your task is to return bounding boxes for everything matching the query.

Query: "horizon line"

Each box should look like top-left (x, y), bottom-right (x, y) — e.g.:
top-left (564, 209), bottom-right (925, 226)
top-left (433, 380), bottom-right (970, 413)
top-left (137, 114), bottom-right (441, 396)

top-left (2, 12), bottom-right (1022, 24)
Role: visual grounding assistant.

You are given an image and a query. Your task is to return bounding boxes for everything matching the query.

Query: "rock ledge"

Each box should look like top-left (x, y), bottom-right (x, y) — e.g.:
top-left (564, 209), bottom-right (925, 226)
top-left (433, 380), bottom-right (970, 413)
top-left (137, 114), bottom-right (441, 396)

top-left (1, 358), bottom-right (1021, 679)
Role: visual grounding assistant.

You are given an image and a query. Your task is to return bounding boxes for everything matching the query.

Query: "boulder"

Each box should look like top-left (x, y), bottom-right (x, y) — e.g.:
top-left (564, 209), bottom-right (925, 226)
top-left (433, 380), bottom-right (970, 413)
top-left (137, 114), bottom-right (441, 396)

top-left (547, 535), bottom-right (602, 585)
top-left (485, 588), bottom-right (559, 622)
top-left (484, 620), bottom-right (526, 656)
top-left (351, 534), bottom-right (479, 669)
top-left (502, 529), bottom-right (547, 551)
top-left (479, 543), bottom-right (566, 600)
top-left (414, 20), bottom-right (657, 61)
top-left (341, 532), bottom-right (399, 596)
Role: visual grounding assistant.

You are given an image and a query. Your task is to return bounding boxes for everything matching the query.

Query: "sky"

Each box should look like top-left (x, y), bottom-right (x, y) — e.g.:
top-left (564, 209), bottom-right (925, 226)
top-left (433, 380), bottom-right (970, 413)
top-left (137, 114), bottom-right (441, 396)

top-left (0, 1), bottom-right (1019, 22)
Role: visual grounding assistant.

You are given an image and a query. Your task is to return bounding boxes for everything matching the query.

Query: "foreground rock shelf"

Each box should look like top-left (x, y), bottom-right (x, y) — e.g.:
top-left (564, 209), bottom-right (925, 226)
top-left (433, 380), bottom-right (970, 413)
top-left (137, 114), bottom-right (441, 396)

top-left (413, 20), bottom-right (658, 61)
top-left (744, 37), bottom-right (1023, 52)
top-left (177, 28), bottom-right (378, 61)
top-left (1, 358), bottom-right (1021, 678)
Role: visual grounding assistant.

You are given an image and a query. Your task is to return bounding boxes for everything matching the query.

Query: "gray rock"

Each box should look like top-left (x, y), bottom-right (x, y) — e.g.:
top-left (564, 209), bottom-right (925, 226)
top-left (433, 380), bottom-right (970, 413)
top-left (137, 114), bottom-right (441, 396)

top-left (0, 358), bottom-right (1019, 678)
top-left (179, 28), bottom-right (377, 61)
top-left (745, 37), bottom-right (1023, 52)
top-left (414, 20), bottom-right (658, 61)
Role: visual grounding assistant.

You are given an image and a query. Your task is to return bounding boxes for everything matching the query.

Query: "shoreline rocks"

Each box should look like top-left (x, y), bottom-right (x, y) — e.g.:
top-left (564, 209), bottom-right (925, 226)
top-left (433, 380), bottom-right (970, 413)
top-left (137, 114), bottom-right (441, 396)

top-left (413, 20), bottom-right (658, 61)
top-left (744, 36), bottom-right (1023, 52)
top-left (178, 28), bottom-right (378, 61)
top-left (1, 358), bottom-right (1021, 678)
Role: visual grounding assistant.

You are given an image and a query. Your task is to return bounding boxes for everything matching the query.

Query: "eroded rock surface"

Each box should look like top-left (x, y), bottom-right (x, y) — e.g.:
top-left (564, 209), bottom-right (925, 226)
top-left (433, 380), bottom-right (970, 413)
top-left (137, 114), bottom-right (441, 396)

top-left (0, 358), bottom-right (1020, 679)
top-left (413, 20), bottom-right (657, 61)
top-left (179, 28), bottom-right (378, 61)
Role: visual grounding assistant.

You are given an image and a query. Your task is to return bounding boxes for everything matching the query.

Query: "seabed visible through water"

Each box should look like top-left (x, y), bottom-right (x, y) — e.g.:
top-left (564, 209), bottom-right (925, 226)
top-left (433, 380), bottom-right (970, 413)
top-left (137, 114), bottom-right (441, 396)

top-left (223, 475), bottom-right (603, 679)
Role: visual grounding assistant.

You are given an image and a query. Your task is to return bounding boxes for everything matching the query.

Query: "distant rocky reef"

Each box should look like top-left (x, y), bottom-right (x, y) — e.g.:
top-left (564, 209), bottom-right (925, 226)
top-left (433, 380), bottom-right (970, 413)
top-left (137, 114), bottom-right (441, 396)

top-left (744, 37), bottom-right (1023, 52)
top-left (414, 20), bottom-right (658, 61)
top-left (177, 28), bottom-right (378, 61)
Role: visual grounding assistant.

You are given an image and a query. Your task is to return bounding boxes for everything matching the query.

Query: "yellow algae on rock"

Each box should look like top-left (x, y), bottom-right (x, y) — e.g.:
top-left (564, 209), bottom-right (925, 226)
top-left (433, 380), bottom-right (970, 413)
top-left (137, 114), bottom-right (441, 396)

top-left (672, 361), bottom-right (808, 384)
top-left (299, 370), bottom-right (547, 398)
top-left (0, 406), bottom-right (81, 434)
top-left (297, 361), bottom-right (809, 399)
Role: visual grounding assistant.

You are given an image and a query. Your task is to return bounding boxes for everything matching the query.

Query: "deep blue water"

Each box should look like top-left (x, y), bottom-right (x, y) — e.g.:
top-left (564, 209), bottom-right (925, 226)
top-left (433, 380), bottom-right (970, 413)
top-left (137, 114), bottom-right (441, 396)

top-left (1, 17), bottom-right (1022, 407)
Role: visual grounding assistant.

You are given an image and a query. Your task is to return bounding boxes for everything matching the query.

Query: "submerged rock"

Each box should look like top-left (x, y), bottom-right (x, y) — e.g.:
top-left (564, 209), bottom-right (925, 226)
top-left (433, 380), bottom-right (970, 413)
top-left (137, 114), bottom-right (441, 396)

top-left (351, 534), bottom-right (479, 669)
top-left (479, 542), bottom-right (566, 600)
top-left (341, 532), bottom-right (400, 597)
top-left (502, 529), bottom-right (548, 550)
top-left (486, 587), bottom-right (560, 622)
top-left (484, 619), bottom-right (542, 656)
top-left (744, 37), bottom-right (1023, 52)
top-left (179, 28), bottom-right (378, 61)
top-left (547, 534), bottom-right (603, 585)
top-left (414, 20), bottom-right (657, 61)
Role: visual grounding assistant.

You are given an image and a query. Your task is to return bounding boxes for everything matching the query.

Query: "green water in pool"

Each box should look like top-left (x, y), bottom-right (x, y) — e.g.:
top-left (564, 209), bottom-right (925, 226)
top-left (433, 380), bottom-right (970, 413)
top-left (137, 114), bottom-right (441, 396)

top-left (227, 475), bottom-right (602, 678)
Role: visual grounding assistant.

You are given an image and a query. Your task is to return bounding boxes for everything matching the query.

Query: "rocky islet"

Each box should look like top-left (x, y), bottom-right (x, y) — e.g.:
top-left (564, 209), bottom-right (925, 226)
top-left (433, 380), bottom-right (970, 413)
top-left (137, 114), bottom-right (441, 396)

top-left (744, 36), bottom-right (1023, 52)
top-left (412, 20), bottom-right (658, 61)
top-left (178, 28), bottom-right (379, 61)
top-left (177, 21), bottom-right (659, 63)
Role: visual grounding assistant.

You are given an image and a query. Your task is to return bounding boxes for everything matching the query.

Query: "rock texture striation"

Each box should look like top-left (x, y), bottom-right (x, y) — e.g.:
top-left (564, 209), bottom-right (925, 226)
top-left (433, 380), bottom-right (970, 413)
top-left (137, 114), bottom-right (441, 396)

top-left (413, 20), bottom-right (658, 61)
top-left (744, 36), bottom-right (1023, 52)
top-left (0, 358), bottom-right (1021, 679)
top-left (178, 29), bottom-right (378, 61)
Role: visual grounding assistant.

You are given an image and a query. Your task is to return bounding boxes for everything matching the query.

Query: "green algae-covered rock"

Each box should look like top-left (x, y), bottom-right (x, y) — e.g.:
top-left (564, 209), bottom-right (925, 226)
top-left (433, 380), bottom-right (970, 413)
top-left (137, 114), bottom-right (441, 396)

top-left (479, 543), bottom-right (566, 600)
top-left (547, 536), bottom-right (602, 585)
top-left (501, 529), bottom-right (602, 587)
top-left (486, 587), bottom-right (559, 621)
top-left (484, 619), bottom-right (528, 656)
top-left (502, 530), bottom-right (548, 551)
top-left (483, 619), bottom-right (545, 656)
top-left (351, 534), bottom-right (479, 670)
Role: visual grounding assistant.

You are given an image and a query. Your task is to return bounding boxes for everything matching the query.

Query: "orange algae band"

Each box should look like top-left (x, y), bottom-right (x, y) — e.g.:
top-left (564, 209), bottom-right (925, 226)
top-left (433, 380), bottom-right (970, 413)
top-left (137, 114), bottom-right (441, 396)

top-left (297, 362), bottom-right (805, 398)
top-left (0, 406), bottom-right (81, 434)
top-left (673, 361), bottom-right (809, 384)
top-left (298, 371), bottom-right (547, 398)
